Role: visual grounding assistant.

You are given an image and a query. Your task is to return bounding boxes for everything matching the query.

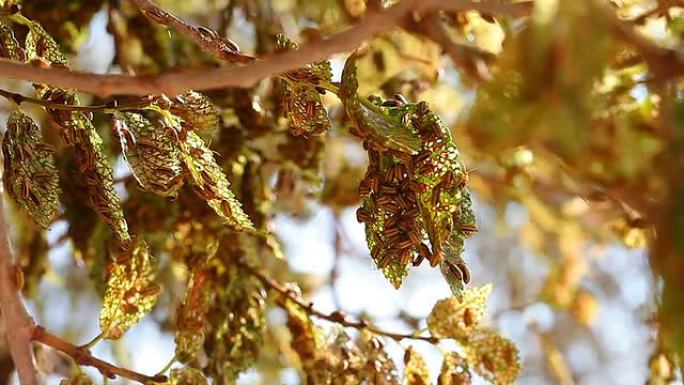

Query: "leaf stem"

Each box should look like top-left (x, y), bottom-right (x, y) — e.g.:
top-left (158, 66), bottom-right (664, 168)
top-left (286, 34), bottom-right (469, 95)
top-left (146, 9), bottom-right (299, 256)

top-left (0, 89), bottom-right (153, 113)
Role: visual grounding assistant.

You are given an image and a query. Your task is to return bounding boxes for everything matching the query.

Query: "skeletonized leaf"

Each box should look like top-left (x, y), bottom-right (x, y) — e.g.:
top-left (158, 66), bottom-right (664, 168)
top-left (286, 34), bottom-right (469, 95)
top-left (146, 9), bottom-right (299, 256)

top-left (180, 130), bottom-right (254, 231)
top-left (358, 330), bottom-right (400, 385)
top-left (205, 264), bottom-right (266, 384)
top-left (24, 20), bottom-right (68, 66)
top-left (112, 112), bottom-right (184, 197)
top-left (0, 21), bottom-right (24, 61)
top-left (59, 371), bottom-right (93, 385)
top-left (169, 368), bottom-right (208, 385)
top-left (340, 54), bottom-right (421, 154)
top-left (427, 284), bottom-right (492, 340)
top-left (175, 266), bottom-right (215, 363)
top-left (463, 329), bottom-right (521, 385)
top-left (100, 236), bottom-right (160, 339)
top-left (403, 346), bottom-right (431, 385)
top-left (276, 34), bottom-right (332, 136)
top-left (168, 91), bottom-right (220, 133)
top-left (438, 352), bottom-right (472, 385)
top-left (2, 111), bottom-right (60, 228)
top-left (24, 20), bottom-right (130, 242)
top-left (282, 296), bottom-right (322, 369)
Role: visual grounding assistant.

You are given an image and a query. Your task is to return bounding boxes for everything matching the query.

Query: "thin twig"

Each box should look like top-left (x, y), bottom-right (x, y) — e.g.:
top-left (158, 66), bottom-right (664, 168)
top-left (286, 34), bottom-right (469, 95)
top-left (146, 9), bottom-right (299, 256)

top-left (0, 198), bottom-right (39, 385)
top-left (32, 326), bottom-right (167, 384)
top-left (130, 0), bottom-right (255, 63)
top-left (0, 0), bottom-right (532, 97)
top-left (238, 260), bottom-right (439, 343)
top-left (0, 89), bottom-right (153, 113)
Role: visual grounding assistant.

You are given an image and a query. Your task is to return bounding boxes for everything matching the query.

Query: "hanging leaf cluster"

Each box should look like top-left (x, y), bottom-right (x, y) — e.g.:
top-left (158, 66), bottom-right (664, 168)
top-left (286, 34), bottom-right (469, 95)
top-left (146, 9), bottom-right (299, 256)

top-left (341, 54), bottom-right (477, 294)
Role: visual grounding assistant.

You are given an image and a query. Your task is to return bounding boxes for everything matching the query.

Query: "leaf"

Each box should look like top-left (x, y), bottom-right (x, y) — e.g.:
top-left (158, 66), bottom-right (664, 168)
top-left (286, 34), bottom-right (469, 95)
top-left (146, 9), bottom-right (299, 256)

top-left (24, 20), bottom-right (130, 242)
top-left (403, 346), bottom-right (431, 385)
top-left (59, 371), bottom-right (93, 385)
top-left (0, 21), bottom-right (24, 61)
top-left (427, 284), bottom-right (492, 340)
top-left (168, 91), bottom-right (220, 134)
top-left (179, 130), bottom-right (254, 231)
top-left (438, 352), bottom-right (472, 385)
top-left (112, 112), bottom-right (184, 197)
top-left (205, 264), bottom-right (266, 384)
top-left (339, 54), bottom-right (421, 154)
top-left (24, 20), bottom-right (69, 66)
top-left (2, 111), bottom-right (61, 228)
top-left (463, 329), bottom-right (521, 385)
top-left (276, 34), bottom-right (332, 137)
top-left (169, 368), bottom-right (208, 385)
top-left (99, 236), bottom-right (160, 339)
top-left (175, 266), bottom-right (216, 363)
top-left (281, 296), bottom-right (322, 370)
top-left (357, 330), bottom-right (400, 385)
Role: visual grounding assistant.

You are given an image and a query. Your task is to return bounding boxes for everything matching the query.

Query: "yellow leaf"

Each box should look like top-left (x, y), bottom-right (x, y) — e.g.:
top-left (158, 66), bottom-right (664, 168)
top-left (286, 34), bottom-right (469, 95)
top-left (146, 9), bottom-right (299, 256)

top-left (99, 236), bottom-right (160, 339)
top-left (463, 329), bottom-right (521, 385)
top-left (427, 284), bottom-right (492, 339)
top-left (403, 346), bottom-right (431, 385)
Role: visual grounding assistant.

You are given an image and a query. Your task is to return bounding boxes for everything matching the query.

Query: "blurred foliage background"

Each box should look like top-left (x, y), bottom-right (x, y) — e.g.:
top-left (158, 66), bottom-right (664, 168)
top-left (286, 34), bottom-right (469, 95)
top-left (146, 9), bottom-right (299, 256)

top-left (0, 0), bottom-right (683, 384)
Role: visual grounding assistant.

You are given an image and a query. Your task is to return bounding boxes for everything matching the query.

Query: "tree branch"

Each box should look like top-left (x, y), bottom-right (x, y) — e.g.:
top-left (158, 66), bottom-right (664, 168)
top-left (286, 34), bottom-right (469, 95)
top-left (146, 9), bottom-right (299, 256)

top-left (0, 199), bottom-right (39, 385)
top-left (32, 326), bottom-right (167, 384)
top-left (130, 0), bottom-right (255, 63)
top-left (238, 260), bottom-right (439, 343)
top-left (0, 0), bottom-right (531, 97)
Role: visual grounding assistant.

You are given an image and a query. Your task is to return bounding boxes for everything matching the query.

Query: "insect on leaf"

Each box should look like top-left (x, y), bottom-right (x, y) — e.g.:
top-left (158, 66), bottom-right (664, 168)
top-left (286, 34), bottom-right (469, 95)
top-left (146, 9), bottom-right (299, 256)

top-left (0, 21), bottom-right (25, 61)
top-left (427, 284), bottom-right (492, 340)
top-left (2, 111), bottom-right (61, 228)
top-left (100, 236), bottom-right (160, 339)
top-left (24, 20), bottom-right (68, 66)
top-left (339, 54), bottom-right (421, 154)
top-left (179, 130), bottom-right (254, 231)
top-left (175, 266), bottom-right (215, 363)
top-left (205, 264), bottom-right (266, 384)
top-left (168, 91), bottom-right (220, 134)
top-left (169, 368), bottom-right (208, 385)
top-left (112, 112), bottom-right (184, 197)
top-left (276, 34), bottom-right (332, 136)
top-left (463, 328), bottom-right (521, 385)
top-left (357, 330), bottom-right (400, 385)
top-left (403, 346), bottom-right (431, 385)
top-left (438, 352), bottom-right (472, 385)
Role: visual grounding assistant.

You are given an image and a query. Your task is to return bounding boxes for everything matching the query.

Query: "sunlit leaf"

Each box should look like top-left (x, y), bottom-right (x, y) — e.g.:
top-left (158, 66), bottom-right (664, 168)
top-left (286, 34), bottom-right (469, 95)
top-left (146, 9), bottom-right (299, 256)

top-left (169, 368), bottom-right (208, 385)
top-left (24, 20), bottom-right (69, 66)
top-left (167, 91), bottom-right (220, 134)
top-left (2, 111), bottom-right (60, 228)
top-left (427, 284), bottom-right (492, 340)
top-left (403, 346), bottom-right (431, 385)
top-left (438, 352), bottom-right (472, 385)
top-left (175, 265), bottom-right (215, 363)
top-left (340, 54), bottom-right (421, 154)
top-left (463, 328), bottom-right (521, 385)
top-left (179, 130), bottom-right (254, 231)
top-left (100, 236), bottom-right (160, 339)
top-left (112, 112), bottom-right (184, 197)
top-left (0, 21), bottom-right (24, 61)
top-left (357, 330), bottom-right (400, 385)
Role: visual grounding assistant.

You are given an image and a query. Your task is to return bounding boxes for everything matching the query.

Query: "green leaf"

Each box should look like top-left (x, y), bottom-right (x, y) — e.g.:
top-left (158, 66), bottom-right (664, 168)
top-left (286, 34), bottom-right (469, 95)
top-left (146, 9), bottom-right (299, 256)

top-left (0, 21), bottom-right (24, 61)
top-left (24, 20), bottom-right (68, 66)
top-left (276, 34), bottom-right (332, 136)
top-left (168, 91), bottom-right (220, 134)
top-left (179, 130), bottom-right (254, 231)
top-left (340, 54), bottom-right (421, 154)
top-left (2, 111), bottom-right (61, 228)
top-left (112, 112), bottom-right (184, 197)
top-left (99, 236), bottom-right (160, 339)
top-left (169, 368), bottom-right (208, 385)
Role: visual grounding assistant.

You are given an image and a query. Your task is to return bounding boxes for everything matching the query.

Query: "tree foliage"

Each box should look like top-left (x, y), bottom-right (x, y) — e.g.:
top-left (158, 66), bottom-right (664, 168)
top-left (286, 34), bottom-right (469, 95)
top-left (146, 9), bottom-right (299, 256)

top-left (0, 0), bottom-right (682, 385)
